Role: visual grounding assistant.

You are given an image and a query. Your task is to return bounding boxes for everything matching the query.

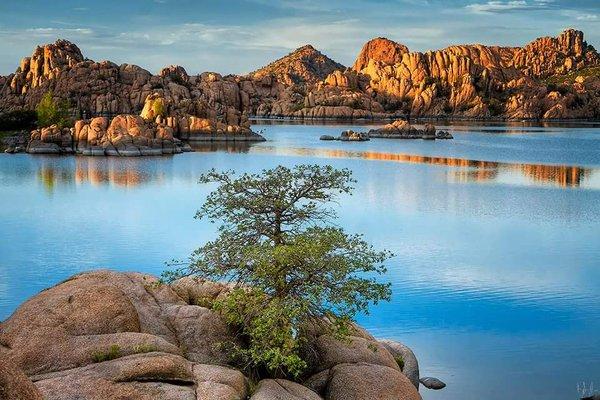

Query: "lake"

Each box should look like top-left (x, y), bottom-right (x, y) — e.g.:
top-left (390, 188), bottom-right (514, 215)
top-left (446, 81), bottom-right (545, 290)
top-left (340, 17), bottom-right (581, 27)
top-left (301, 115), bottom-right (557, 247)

top-left (1, 121), bottom-right (599, 400)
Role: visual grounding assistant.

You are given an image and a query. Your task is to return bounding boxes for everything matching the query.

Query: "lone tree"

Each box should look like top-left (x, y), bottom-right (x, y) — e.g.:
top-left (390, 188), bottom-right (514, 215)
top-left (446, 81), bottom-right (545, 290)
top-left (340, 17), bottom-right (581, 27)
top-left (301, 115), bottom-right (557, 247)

top-left (164, 164), bottom-right (392, 378)
top-left (36, 91), bottom-right (70, 128)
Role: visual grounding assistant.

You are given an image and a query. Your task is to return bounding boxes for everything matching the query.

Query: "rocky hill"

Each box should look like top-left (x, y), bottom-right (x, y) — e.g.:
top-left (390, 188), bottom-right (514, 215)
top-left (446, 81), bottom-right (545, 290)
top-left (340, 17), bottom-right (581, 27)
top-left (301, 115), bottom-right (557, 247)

top-left (1, 28), bottom-right (600, 120)
top-left (250, 44), bottom-right (345, 85)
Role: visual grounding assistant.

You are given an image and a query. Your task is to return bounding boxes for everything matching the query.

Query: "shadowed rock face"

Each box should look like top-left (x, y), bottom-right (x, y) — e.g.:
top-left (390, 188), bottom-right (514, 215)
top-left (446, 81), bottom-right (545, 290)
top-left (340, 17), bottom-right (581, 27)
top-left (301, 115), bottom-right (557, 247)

top-left (1, 28), bottom-right (597, 121)
top-left (0, 271), bottom-right (424, 400)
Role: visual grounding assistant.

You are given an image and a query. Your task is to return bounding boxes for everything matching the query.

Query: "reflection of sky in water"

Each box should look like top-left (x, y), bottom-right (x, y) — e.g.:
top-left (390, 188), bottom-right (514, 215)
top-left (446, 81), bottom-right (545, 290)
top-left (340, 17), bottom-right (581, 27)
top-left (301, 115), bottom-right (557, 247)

top-left (0, 123), bottom-right (599, 400)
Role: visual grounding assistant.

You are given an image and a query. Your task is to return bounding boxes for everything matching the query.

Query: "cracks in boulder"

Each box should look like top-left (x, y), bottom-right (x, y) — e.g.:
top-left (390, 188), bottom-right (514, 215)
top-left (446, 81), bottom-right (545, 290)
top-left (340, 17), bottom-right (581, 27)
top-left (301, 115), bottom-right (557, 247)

top-left (115, 377), bottom-right (195, 387)
top-left (124, 274), bottom-right (183, 350)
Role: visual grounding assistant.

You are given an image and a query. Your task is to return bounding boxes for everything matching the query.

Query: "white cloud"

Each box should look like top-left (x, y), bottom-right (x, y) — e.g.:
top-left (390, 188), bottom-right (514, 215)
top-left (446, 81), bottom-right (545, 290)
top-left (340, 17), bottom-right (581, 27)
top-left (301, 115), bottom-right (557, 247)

top-left (466, 0), bottom-right (554, 14)
top-left (24, 27), bottom-right (94, 37)
top-left (576, 13), bottom-right (599, 21)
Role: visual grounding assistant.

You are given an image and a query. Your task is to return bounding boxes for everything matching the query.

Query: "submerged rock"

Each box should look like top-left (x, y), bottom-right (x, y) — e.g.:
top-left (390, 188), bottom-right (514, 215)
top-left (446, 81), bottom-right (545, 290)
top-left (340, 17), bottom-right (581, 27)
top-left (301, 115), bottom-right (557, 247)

top-left (436, 130), bottom-right (453, 139)
top-left (420, 376), bottom-right (446, 390)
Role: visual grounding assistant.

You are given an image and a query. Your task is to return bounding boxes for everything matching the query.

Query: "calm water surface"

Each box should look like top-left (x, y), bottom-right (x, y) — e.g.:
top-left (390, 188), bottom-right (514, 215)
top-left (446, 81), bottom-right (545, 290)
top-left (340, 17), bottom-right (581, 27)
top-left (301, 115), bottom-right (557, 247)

top-left (1, 121), bottom-right (599, 400)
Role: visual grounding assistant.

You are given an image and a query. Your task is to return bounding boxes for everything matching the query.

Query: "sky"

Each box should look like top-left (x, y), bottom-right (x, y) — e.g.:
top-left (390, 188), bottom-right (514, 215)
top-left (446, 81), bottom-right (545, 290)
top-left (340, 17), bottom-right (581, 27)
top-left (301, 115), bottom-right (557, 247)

top-left (0, 0), bottom-right (599, 76)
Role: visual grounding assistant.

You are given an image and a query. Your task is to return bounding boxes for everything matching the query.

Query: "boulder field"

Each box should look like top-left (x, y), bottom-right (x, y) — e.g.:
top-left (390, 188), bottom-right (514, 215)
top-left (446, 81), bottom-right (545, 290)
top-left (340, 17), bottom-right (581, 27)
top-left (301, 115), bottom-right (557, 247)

top-left (1, 29), bottom-right (600, 121)
top-left (26, 113), bottom-right (265, 156)
top-left (23, 92), bottom-right (265, 156)
top-left (0, 270), bottom-right (439, 400)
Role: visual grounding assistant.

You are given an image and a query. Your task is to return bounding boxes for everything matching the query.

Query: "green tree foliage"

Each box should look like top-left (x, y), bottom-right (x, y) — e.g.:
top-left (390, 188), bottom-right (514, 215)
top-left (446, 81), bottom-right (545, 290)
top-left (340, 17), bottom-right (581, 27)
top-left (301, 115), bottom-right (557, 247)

top-left (164, 165), bottom-right (392, 379)
top-left (153, 99), bottom-right (166, 117)
top-left (36, 91), bottom-right (70, 128)
top-left (0, 110), bottom-right (37, 131)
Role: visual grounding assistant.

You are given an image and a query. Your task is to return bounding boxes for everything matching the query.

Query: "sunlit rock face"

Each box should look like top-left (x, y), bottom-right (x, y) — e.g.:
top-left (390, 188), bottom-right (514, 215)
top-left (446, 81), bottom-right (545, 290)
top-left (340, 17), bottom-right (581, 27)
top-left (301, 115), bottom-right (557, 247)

top-left (1, 29), bottom-right (600, 120)
top-left (339, 28), bottom-right (600, 118)
top-left (352, 37), bottom-right (410, 71)
top-left (250, 44), bottom-right (345, 86)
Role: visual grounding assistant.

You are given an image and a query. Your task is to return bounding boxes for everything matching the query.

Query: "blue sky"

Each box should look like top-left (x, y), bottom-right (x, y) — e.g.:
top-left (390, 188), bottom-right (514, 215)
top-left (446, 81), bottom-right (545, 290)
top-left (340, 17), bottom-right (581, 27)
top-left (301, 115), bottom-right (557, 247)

top-left (0, 0), bottom-right (599, 75)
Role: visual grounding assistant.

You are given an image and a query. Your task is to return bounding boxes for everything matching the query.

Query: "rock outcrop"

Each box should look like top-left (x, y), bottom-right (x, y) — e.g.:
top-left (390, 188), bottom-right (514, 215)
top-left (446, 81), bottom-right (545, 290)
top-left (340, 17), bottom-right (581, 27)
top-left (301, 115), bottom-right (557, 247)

top-left (2, 29), bottom-right (597, 122)
top-left (0, 270), bottom-right (429, 400)
top-left (368, 120), bottom-right (452, 140)
top-left (23, 92), bottom-right (265, 156)
top-left (320, 130), bottom-right (370, 141)
top-left (250, 45), bottom-right (344, 86)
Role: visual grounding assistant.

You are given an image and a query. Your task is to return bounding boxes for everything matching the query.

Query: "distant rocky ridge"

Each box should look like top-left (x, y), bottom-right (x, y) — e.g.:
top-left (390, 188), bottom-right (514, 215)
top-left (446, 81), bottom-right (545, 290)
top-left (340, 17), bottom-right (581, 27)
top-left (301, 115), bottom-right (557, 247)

top-left (250, 44), bottom-right (345, 85)
top-left (1, 29), bottom-right (600, 121)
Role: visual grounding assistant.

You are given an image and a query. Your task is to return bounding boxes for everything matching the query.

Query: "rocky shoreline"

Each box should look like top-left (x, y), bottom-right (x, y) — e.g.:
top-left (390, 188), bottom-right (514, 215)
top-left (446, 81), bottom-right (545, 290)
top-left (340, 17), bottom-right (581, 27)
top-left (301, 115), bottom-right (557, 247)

top-left (4, 92), bottom-right (266, 156)
top-left (0, 270), bottom-right (444, 400)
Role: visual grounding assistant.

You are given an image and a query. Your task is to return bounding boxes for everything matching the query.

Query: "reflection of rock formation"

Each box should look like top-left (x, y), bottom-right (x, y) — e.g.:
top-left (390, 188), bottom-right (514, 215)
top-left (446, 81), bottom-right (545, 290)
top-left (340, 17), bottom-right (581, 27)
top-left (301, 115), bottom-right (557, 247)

top-left (74, 158), bottom-right (154, 187)
top-left (36, 158), bottom-right (163, 190)
top-left (29, 145), bottom-right (596, 190)
top-left (519, 165), bottom-right (587, 187)
top-left (251, 146), bottom-right (593, 188)
top-left (189, 142), bottom-right (253, 153)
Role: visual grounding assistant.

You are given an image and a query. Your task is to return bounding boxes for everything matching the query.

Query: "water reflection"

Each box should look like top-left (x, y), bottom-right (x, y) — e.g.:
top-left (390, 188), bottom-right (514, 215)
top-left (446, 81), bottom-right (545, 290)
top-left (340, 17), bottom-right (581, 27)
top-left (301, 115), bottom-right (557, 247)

top-left (37, 157), bottom-right (165, 191)
top-left (249, 146), bottom-right (596, 189)
top-left (190, 142), bottom-right (252, 153)
top-left (29, 146), bottom-right (597, 191)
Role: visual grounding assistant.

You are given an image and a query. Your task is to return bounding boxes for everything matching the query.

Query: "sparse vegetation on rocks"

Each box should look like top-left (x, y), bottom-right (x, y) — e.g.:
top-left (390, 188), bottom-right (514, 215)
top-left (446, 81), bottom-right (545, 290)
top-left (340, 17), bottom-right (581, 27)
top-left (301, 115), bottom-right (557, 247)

top-left (163, 165), bottom-right (392, 379)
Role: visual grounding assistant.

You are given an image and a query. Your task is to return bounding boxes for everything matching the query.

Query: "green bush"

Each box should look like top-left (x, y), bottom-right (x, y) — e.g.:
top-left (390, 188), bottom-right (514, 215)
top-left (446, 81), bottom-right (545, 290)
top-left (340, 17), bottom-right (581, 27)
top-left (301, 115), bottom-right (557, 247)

top-left (36, 91), bottom-right (71, 128)
top-left (164, 165), bottom-right (392, 379)
top-left (487, 98), bottom-right (504, 116)
top-left (91, 344), bottom-right (121, 363)
top-left (0, 109), bottom-right (37, 131)
top-left (394, 355), bottom-right (405, 370)
top-left (152, 98), bottom-right (166, 117)
top-left (133, 343), bottom-right (158, 354)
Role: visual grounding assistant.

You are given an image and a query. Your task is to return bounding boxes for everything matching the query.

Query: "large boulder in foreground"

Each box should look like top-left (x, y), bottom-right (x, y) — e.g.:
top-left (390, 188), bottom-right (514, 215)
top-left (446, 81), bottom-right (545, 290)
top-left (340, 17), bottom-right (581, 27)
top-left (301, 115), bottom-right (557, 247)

top-left (0, 359), bottom-right (43, 400)
top-left (0, 270), bottom-right (425, 400)
top-left (325, 363), bottom-right (420, 400)
top-left (251, 379), bottom-right (323, 400)
top-left (0, 270), bottom-right (245, 399)
top-left (303, 323), bottom-right (422, 400)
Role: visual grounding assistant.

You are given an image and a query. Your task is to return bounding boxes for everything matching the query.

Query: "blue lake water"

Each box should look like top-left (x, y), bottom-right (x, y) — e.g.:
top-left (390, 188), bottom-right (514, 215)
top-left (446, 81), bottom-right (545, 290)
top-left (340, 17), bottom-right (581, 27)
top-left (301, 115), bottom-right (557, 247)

top-left (1, 121), bottom-right (599, 399)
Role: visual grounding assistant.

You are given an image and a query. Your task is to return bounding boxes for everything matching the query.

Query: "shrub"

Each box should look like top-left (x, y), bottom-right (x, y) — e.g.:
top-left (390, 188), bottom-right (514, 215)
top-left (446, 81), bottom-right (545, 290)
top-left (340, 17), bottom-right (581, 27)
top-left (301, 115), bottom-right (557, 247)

top-left (487, 98), bottom-right (504, 116)
top-left (394, 355), bottom-right (405, 370)
top-left (133, 343), bottom-right (158, 354)
top-left (0, 109), bottom-right (37, 131)
top-left (91, 344), bottom-right (121, 363)
top-left (164, 165), bottom-right (392, 379)
top-left (36, 91), bottom-right (71, 128)
top-left (152, 98), bottom-right (166, 118)
top-left (289, 102), bottom-right (305, 112)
